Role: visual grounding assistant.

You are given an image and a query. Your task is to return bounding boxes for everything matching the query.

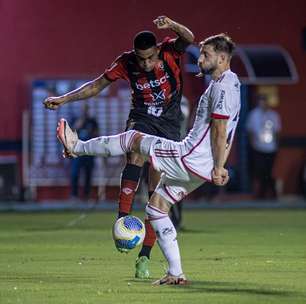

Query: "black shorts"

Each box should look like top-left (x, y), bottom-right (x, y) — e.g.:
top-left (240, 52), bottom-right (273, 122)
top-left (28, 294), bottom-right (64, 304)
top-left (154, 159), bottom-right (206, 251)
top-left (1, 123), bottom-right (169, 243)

top-left (125, 119), bottom-right (180, 141)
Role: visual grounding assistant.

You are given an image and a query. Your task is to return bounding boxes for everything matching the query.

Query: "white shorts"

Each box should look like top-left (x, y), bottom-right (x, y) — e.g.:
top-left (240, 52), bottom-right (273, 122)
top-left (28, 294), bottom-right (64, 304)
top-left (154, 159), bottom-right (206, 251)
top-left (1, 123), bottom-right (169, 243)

top-left (140, 135), bottom-right (205, 204)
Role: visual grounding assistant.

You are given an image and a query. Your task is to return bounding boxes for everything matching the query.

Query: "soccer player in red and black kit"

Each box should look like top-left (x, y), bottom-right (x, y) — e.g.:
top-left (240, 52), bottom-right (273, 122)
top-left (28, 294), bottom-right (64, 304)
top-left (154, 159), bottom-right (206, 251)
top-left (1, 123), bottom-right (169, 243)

top-left (43, 15), bottom-right (194, 279)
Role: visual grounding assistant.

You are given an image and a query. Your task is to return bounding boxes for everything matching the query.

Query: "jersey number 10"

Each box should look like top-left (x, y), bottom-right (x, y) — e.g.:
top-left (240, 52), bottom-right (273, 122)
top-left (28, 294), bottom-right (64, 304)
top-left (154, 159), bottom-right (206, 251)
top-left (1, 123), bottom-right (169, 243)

top-left (147, 106), bottom-right (163, 117)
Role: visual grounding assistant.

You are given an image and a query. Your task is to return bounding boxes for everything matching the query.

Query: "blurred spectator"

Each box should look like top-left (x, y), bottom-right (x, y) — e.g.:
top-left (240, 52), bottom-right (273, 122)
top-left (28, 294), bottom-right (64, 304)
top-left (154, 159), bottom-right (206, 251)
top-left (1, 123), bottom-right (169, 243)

top-left (246, 95), bottom-right (281, 199)
top-left (70, 103), bottom-right (99, 201)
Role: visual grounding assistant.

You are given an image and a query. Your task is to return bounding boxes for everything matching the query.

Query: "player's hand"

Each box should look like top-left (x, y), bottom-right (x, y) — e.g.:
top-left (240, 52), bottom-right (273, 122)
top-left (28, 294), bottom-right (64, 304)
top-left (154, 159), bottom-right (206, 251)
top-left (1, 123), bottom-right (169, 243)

top-left (43, 96), bottom-right (66, 110)
top-left (61, 148), bottom-right (77, 159)
top-left (153, 16), bottom-right (176, 30)
top-left (212, 167), bottom-right (229, 186)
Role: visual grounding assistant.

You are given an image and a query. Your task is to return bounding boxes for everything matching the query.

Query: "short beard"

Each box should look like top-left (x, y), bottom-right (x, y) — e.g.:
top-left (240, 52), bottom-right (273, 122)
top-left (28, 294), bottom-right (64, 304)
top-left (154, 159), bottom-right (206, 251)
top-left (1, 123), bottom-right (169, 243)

top-left (196, 67), bottom-right (214, 78)
top-left (201, 66), bottom-right (215, 75)
top-left (196, 62), bottom-right (217, 77)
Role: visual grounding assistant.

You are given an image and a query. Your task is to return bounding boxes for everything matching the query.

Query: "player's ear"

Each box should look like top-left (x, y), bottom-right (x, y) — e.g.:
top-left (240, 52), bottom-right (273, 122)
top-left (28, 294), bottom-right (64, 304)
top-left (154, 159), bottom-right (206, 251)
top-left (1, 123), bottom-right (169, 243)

top-left (218, 53), bottom-right (226, 64)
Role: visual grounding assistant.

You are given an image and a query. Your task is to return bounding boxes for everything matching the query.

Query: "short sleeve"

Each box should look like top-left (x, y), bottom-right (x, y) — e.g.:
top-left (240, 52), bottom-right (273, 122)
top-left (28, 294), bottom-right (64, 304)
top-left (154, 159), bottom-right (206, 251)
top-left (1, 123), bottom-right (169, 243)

top-left (103, 54), bottom-right (128, 82)
top-left (210, 83), bottom-right (230, 119)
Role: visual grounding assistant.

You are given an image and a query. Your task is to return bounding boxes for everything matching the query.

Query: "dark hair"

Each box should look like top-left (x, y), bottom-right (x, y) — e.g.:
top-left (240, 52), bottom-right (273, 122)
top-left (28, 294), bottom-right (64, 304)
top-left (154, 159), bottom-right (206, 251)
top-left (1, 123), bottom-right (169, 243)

top-left (201, 33), bottom-right (235, 56)
top-left (133, 31), bottom-right (157, 50)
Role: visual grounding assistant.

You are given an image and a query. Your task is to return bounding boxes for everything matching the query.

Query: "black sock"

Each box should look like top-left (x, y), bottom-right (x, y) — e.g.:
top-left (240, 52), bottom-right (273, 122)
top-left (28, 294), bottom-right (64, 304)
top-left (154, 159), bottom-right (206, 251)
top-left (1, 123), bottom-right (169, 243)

top-left (138, 245), bottom-right (152, 259)
top-left (118, 211), bottom-right (129, 218)
top-left (138, 191), bottom-right (155, 259)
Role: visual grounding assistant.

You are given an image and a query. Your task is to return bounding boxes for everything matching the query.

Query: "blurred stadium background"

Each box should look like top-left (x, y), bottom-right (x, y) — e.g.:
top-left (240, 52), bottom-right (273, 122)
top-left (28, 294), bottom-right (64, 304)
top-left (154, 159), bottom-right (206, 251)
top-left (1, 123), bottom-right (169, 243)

top-left (1, 1), bottom-right (306, 303)
top-left (0, 0), bottom-right (306, 208)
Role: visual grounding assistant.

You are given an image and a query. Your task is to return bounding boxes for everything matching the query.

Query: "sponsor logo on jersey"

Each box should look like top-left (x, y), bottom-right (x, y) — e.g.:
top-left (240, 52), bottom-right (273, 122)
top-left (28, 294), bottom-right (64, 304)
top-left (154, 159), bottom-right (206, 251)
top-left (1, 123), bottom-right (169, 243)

top-left (150, 89), bottom-right (166, 102)
top-left (216, 90), bottom-right (225, 110)
top-left (144, 100), bottom-right (164, 106)
top-left (196, 95), bottom-right (208, 119)
top-left (135, 73), bottom-right (170, 91)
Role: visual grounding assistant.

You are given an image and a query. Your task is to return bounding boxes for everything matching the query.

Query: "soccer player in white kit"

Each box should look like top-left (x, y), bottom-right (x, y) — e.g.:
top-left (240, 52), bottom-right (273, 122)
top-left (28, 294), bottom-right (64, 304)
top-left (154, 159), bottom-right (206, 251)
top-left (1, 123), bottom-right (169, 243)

top-left (56, 33), bottom-right (241, 285)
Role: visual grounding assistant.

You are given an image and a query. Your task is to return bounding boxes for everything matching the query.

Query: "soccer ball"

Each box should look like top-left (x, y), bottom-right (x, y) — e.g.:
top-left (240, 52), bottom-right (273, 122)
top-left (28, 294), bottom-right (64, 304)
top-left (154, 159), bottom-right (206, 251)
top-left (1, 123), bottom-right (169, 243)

top-left (112, 216), bottom-right (145, 252)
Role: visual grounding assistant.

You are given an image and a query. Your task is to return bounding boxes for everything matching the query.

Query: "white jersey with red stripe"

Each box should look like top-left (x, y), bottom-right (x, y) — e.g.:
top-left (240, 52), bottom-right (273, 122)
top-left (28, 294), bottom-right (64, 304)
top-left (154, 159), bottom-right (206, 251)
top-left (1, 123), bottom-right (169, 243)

top-left (181, 69), bottom-right (241, 180)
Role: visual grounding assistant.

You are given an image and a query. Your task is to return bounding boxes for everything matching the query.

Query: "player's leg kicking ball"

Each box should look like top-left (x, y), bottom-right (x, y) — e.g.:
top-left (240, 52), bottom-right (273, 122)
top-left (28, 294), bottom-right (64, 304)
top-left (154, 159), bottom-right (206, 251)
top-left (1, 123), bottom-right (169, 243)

top-left (57, 118), bottom-right (189, 285)
top-left (56, 119), bottom-right (78, 158)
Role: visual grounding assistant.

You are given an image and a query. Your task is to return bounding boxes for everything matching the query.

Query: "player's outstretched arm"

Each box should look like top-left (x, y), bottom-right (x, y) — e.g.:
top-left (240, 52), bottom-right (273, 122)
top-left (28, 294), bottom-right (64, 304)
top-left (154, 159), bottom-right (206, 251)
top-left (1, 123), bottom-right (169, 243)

top-left (153, 16), bottom-right (194, 45)
top-left (43, 75), bottom-right (111, 110)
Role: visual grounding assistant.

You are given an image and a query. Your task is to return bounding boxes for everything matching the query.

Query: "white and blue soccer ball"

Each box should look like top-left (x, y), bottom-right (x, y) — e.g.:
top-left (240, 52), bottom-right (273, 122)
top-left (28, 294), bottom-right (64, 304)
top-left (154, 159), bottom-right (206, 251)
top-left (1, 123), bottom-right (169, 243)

top-left (112, 216), bottom-right (145, 252)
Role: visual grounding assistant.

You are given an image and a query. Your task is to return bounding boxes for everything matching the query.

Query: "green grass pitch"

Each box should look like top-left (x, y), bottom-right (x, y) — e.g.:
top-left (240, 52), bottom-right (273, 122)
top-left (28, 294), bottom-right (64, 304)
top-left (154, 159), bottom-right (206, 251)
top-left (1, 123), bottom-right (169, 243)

top-left (0, 209), bottom-right (305, 304)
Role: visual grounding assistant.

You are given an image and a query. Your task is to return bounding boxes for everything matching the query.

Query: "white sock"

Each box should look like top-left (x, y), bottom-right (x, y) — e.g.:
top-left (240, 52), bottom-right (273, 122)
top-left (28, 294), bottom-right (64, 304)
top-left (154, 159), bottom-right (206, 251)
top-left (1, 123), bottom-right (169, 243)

top-left (73, 130), bottom-right (138, 156)
top-left (145, 204), bottom-right (183, 276)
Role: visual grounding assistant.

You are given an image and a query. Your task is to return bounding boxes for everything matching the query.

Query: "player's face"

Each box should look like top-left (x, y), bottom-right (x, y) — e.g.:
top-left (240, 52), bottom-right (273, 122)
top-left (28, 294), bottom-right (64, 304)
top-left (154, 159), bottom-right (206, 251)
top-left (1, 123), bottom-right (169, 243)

top-left (135, 47), bottom-right (159, 72)
top-left (198, 44), bottom-right (218, 75)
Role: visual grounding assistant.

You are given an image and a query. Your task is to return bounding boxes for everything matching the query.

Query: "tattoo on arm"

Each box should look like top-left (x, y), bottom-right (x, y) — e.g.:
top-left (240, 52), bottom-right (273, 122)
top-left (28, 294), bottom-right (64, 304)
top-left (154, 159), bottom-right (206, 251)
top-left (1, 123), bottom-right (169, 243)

top-left (170, 22), bottom-right (194, 45)
top-left (65, 77), bottom-right (110, 102)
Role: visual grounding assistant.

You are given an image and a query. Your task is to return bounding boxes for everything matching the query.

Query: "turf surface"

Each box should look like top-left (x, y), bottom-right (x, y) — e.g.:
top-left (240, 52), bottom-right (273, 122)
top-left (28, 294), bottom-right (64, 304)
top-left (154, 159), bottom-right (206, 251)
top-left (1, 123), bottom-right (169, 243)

top-left (0, 209), bottom-right (305, 303)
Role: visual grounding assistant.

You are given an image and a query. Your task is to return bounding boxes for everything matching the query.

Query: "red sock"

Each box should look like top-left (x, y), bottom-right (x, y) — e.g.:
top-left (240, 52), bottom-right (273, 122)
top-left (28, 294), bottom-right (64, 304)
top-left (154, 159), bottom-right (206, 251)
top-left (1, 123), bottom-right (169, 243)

top-left (118, 179), bottom-right (138, 214)
top-left (143, 219), bottom-right (157, 247)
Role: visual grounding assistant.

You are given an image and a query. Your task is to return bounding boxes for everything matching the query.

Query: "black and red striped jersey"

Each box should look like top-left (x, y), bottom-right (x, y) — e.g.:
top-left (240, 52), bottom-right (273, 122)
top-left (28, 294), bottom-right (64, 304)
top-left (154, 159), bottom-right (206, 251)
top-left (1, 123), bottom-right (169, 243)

top-left (103, 37), bottom-right (185, 139)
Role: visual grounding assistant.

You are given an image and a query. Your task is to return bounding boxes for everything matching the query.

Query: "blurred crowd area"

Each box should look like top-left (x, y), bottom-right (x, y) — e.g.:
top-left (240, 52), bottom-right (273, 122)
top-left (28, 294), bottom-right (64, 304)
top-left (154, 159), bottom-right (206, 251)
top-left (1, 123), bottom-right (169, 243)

top-left (0, 1), bottom-right (305, 204)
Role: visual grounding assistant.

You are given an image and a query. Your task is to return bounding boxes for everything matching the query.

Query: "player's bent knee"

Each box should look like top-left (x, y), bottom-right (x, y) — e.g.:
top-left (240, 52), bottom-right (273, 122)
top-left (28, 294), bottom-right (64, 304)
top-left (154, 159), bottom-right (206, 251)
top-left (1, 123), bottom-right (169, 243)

top-left (145, 204), bottom-right (167, 221)
top-left (148, 169), bottom-right (161, 190)
top-left (130, 132), bottom-right (144, 154)
top-left (127, 151), bottom-right (145, 166)
top-left (145, 204), bottom-right (177, 241)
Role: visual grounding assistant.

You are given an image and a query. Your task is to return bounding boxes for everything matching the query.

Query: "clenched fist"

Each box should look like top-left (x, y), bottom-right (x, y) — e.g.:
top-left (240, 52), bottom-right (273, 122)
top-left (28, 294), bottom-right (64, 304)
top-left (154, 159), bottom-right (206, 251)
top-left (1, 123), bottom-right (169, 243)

top-left (43, 96), bottom-right (66, 110)
top-left (153, 16), bottom-right (176, 30)
top-left (212, 167), bottom-right (230, 186)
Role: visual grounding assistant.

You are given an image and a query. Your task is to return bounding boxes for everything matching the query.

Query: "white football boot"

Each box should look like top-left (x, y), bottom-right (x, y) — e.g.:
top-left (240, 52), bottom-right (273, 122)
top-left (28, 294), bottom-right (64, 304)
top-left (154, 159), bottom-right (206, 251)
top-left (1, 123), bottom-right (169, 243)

top-left (56, 118), bottom-right (78, 158)
top-left (152, 273), bottom-right (188, 286)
